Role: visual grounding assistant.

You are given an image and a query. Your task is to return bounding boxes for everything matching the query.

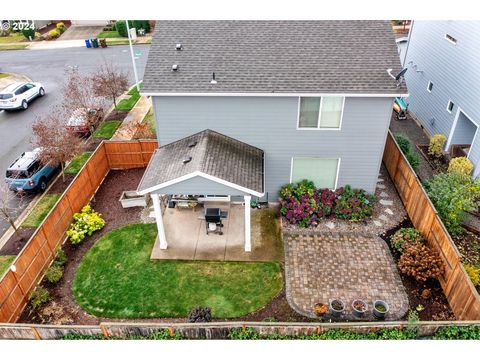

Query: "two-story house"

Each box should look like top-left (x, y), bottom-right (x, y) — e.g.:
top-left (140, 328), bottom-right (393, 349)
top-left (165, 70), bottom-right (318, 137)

top-left (137, 21), bottom-right (406, 255)
top-left (402, 21), bottom-right (480, 177)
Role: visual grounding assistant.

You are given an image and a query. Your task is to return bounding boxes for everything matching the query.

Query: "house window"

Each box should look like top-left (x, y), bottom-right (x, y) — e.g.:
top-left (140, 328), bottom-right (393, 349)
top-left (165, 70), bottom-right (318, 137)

top-left (427, 81), bottom-right (433, 93)
top-left (298, 97), bottom-right (344, 129)
top-left (291, 157), bottom-right (340, 189)
top-left (445, 34), bottom-right (457, 45)
top-left (447, 100), bottom-right (454, 113)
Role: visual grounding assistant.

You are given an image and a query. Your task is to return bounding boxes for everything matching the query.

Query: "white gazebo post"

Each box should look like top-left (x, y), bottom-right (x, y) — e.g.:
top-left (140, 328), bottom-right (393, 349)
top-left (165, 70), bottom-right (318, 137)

top-left (244, 195), bottom-right (251, 252)
top-left (151, 193), bottom-right (168, 249)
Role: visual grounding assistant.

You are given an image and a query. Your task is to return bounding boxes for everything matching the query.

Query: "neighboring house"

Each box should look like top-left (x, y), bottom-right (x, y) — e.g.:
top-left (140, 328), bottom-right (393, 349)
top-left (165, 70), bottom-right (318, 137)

top-left (402, 21), bottom-right (480, 177)
top-left (138, 21), bottom-right (405, 253)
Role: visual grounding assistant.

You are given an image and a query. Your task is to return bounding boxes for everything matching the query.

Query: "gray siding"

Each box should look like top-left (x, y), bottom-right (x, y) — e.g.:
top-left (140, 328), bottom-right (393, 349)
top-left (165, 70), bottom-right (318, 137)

top-left (151, 176), bottom-right (249, 196)
top-left (153, 96), bottom-right (393, 198)
top-left (403, 21), bottom-right (480, 174)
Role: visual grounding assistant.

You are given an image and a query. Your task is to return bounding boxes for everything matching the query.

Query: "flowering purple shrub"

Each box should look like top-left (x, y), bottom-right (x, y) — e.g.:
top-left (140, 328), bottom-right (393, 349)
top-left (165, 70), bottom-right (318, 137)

top-left (279, 182), bottom-right (374, 227)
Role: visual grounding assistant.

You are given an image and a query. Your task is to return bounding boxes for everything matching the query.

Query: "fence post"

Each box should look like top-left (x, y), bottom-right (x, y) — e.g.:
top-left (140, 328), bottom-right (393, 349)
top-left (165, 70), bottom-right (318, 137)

top-left (31, 326), bottom-right (42, 340)
top-left (100, 324), bottom-right (109, 338)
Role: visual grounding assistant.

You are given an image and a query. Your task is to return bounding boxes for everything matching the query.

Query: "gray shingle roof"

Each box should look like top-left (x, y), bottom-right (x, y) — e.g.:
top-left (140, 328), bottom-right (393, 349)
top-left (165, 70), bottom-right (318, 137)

top-left (137, 129), bottom-right (264, 194)
top-left (142, 21), bottom-right (407, 95)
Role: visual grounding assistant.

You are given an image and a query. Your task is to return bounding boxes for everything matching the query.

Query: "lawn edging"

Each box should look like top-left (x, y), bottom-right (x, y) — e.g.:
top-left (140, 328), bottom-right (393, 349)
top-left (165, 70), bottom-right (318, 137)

top-left (0, 320), bottom-right (479, 340)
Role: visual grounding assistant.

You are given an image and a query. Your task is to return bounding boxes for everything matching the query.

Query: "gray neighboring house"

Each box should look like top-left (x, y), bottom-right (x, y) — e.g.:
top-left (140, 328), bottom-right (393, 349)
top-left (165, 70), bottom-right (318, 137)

top-left (402, 21), bottom-right (480, 177)
top-left (138, 21), bottom-right (405, 254)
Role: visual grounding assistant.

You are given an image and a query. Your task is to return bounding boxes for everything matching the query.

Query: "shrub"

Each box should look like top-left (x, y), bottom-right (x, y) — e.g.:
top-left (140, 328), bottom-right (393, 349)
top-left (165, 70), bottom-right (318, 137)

top-left (54, 248), bottom-right (67, 267)
top-left (398, 243), bottom-right (444, 282)
top-left (463, 263), bottom-right (480, 286)
top-left (425, 172), bottom-right (480, 235)
top-left (48, 29), bottom-right (60, 39)
top-left (22, 28), bottom-right (35, 40)
top-left (428, 134), bottom-right (447, 157)
top-left (56, 22), bottom-right (65, 33)
top-left (279, 182), bottom-right (374, 227)
top-left (390, 228), bottom-right (425, 253)
top-left (448, 157), bottom-right (473, 176)
top-left (45, 265), bottom-right (63, 284)
top-left (30, 287), bottom-right (50, 310)
top-left (333, 185), bottom-right (374, 221)
top-left (395, 134), bottom-right (420, 172)
top-left (114, 20), bottom-right (134, 37)
top-left (66, 205), bottom-right (105, 245)
top-left (395, 134), bottom-right (411, 155)
top-left (132, 20), bottom-right (150, 33)
top-left (188, 307), bottom-right (212, 323)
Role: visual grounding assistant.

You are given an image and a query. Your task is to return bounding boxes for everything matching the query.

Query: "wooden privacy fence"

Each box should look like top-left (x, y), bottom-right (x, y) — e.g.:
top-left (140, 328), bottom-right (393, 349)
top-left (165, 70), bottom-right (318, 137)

top-left (0, 140), bottom-right (158, 323)
top-left (383, 130), bottom-right (480, 320)
top-left (0, 320), bottom-right (479, 340)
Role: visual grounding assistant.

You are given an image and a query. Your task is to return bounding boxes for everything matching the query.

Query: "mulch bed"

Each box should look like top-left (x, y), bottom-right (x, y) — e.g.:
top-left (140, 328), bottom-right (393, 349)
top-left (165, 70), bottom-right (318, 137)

top-left (47, 174), bottom-right (76, 194)
top-left (105, 110), bottom-right (129, 122)
top-left (380, 219), bottom-right (455, 321)
top-left (416, 145), bottom-right (450, 174)
top-left (0, 228), bottom-right (36, 256)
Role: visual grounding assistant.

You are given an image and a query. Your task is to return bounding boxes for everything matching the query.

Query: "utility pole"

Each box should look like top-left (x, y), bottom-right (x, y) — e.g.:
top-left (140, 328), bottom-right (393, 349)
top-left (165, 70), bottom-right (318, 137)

top-left (126, 21), bottom-right (140, 92)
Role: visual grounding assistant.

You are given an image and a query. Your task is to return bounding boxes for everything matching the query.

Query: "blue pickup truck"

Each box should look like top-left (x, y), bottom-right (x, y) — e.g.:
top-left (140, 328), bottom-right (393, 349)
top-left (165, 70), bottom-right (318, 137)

top-left (5, 148), bottom-right (58, 193)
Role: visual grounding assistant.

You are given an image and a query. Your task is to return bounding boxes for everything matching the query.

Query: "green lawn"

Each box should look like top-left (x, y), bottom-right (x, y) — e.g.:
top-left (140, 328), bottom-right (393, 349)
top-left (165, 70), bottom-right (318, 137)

top-left (73, 223), bottom-right (283, 318)
top-left (92, 120), bottom-right (122, 139)
top-left (97, 30), bottom-right (123, 38)
top-left (0, 44), bottom-right (28, 50)
top-left (115, 85), bottom-right (141, 111)
top-left (21, 194), bottom-right (61, 228)
top-left (0, 73), bottom-right (10, 79)
top-left (0, 32), bottom-right (25, 43)
top-left (0, 256), bottom-right (16, 277)
top-left (106, 39), bottom-right (131, 46)
top-left (65, 152), bottom-right (93, 174)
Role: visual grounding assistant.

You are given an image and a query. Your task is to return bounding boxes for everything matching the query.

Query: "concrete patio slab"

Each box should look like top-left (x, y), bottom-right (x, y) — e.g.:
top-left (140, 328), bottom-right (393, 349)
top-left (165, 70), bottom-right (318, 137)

top-left (151, 205), bottom-right (283, 262)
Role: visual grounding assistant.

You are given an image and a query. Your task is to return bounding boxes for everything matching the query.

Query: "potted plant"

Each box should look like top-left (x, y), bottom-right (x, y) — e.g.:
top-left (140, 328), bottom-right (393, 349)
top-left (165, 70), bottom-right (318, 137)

top-left (351, 299), bottom-right (368, 318)
top-left (314, 302), bottom-right (328, 317)
top-left (373, 300), bottom-right (389, 319)
top-left (329, 299), bottom-right (345, 318)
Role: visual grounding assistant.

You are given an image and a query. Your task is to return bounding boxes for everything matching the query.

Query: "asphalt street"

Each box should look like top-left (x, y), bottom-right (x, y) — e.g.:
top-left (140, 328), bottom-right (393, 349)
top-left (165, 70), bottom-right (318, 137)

top-left (0, 44), bottom-right (150, 237)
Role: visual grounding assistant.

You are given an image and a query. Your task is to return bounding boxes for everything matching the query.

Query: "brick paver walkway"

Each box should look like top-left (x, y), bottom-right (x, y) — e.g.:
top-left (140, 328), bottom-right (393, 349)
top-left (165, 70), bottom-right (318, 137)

top-left (284, 233), bottom-right (409, 321)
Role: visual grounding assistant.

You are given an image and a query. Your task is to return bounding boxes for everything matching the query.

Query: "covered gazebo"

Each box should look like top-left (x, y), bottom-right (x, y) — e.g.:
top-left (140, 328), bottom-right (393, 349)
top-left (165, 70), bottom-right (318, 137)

top-left (137, 129), bottom-right (265, 254)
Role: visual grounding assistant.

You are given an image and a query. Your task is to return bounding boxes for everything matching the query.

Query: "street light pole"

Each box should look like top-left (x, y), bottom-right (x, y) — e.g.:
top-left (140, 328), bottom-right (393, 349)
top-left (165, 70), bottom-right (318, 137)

top-left (126, 21), bottom-right (140, 92)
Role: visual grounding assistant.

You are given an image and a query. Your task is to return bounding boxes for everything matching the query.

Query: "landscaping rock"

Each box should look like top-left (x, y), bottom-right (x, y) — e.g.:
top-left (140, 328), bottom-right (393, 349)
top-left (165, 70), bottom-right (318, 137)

top-left (379, 215), bottom-right (389, 222)
top-left (373, 220), bottom-right (382, 227)
top-left (380, 191), bottom-right (389, 198)
top-left (384, 208), bottom-right (394, 215)
top-left (377, 184), bottom-right (386, 189)
top-left (325, 222), bottom-right (335, 230)
top-left (380, 199), bottom-right (394, 206)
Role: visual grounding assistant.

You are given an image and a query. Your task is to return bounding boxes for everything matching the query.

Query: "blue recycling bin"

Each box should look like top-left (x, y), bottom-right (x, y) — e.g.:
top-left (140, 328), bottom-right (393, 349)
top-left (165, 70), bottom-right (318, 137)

top-left (85, 39), bottom-right (91, 48)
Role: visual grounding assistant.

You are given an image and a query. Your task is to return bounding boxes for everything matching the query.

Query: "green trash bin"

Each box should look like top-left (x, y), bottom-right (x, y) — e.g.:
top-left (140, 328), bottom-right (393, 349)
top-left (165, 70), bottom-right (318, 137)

top-left (91, 38), bottom-right (99, 48)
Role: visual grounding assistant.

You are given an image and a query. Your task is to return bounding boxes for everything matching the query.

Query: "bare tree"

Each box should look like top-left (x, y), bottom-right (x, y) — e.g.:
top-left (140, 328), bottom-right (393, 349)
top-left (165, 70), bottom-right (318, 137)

top-left (61, 67), bottom-right (106, 114)
top-left (91, 61), bottom-right (129, 108)
top-left (31, 107), bottom-right (84, 182)
top-left (0, 182), bottom-right (26, 239)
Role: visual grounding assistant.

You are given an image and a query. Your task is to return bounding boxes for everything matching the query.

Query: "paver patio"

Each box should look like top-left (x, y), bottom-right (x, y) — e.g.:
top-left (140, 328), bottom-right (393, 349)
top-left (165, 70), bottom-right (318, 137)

top-left (284, 233), bottom-right (409, 321)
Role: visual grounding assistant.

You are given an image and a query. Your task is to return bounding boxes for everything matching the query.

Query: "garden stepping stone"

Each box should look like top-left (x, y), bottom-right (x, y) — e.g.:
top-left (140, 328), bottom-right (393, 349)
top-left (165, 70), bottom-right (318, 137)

top-left (379, 214), bottom-right (389, 222)
top-left (384, 208), bottom-right (394, 215)
top-left (148, 211), bottom-right (156, 218)
top-left (373, 220), bottom-right (382, 227)
top-left (380, 199), bottom-right (393, 206)
top-left (377, 184), bottom-right (386, 189)
top-left (377, 178), bottom-right (384, 182)
top-left (379, 191), bottom-right (389, 198)
top-left (325, 221), bottom-right (335, 230)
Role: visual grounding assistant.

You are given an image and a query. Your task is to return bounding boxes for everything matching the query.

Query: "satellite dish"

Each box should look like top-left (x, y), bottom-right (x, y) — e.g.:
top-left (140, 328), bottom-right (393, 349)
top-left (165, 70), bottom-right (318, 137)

top-left (387, 68), bottom-right (408, 80)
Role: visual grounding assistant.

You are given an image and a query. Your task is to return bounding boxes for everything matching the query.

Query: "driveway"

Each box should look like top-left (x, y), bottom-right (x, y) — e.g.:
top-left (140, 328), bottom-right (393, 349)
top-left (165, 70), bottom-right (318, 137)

top-left (59, 26), bottom-right (105, 40)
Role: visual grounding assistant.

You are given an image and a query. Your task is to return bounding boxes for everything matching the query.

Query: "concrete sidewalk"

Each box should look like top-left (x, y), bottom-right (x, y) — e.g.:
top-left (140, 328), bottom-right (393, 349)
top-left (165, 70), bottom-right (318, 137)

top-left (111, 96), bottom-right (152, 140)
top-left (0, 73), bottom-right (32, 90)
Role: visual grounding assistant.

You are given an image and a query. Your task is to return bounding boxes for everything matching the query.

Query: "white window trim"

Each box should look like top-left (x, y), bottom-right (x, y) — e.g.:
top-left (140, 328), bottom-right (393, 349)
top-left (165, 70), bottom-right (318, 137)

top-left (446, 100), bottom-right (454, 113)
top-left (427, 81), bottom-right (433, 93)
top-left (296, 96), bottom-right (345, 131)
top-left (444, 33), bottom-right (457, 45)
top-left (289, 157), bottom-right (341, 190)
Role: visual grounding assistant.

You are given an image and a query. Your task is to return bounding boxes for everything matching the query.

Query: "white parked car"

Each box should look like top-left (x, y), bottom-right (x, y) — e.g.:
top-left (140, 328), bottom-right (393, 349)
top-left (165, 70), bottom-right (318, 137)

top-left (0, 82), bottom-right (45, 111)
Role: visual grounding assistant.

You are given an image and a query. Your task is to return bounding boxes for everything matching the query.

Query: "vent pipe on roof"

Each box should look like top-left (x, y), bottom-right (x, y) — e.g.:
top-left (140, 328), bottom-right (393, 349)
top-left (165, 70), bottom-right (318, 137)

top-left (176, 43), bottom-right (183, 50)
top-left (172, 64), bottom-right (179, 71)
top-left (183, 156), bottom-right (192, 164)
top-left (210, 72), bottom-right (217, 85)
